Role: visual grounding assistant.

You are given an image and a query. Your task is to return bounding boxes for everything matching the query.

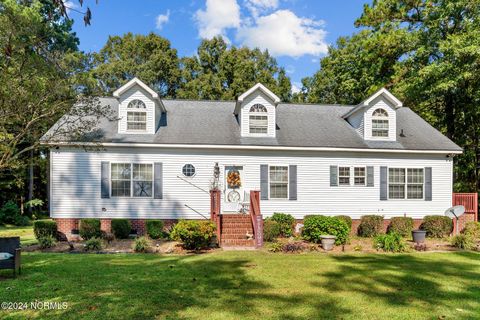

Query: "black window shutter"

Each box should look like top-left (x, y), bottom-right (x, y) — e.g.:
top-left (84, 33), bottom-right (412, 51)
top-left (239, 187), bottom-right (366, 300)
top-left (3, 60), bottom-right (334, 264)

top-left (154, 162), bottom-right (163, 199)
top-left (260, 164), bottom-right (269, 200)
top-left (380, 166), bottom-right (387, 200)
top-left (330, 165), bottom-right (338, 187)
top-left (101, 161), bottom-right (110, 198)
top-left (425, 167), bottom-right (432, 201)
top-left (367, 166), bottom-right (374, 187)
top-left (289, 165), bottom-right (297, 200)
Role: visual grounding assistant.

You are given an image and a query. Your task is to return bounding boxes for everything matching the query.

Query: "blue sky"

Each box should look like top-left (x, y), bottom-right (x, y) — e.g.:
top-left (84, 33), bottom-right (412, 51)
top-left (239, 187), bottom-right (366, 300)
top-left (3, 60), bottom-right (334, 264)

top-left (68, 0), bottom-right (369, 92)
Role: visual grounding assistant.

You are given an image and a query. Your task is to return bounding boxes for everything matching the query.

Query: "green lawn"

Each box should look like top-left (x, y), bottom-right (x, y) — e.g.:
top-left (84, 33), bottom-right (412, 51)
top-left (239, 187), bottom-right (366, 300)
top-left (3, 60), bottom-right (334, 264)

top-left (0, 225), bottom-right (37, 246)
top-left (0, 251), bottom-right (479, 319)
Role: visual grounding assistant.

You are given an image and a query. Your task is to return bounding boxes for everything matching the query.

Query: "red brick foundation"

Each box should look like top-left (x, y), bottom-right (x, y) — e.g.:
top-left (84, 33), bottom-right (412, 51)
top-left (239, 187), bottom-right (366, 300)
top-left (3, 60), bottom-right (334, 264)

top-left (100, 219), bottom-right (112, 233)
top-left (130, 219), bottom-right (146, 235)
top-left (55, 218), bottom-right (80, 241)
top-left (455, 213), bottom-right (476, 234)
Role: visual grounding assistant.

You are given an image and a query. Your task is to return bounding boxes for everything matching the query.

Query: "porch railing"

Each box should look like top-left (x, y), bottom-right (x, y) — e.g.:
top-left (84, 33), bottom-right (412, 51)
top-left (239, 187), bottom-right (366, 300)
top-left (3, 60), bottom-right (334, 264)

top-left (210, 190), bottom-right (222, 242)
top-left (249, 190), bottom-right (263, 248)
top-left (452, 193), bottom-right (478, 222)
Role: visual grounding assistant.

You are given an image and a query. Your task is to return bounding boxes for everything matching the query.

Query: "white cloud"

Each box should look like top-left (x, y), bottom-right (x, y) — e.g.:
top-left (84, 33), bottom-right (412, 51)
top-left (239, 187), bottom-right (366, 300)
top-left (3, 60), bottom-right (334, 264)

top-left (291, 82), bottom-right (302, 94)
top-left (156, 10), bottom-right (170, 30)
top-left (285, 65), bottom-right (295, 74)
top-left (194, 0), bottom-right (241, 40)
top-left (245, 0), bottom-right (278, 17)
top-left (237, 9), bottom-right (328, 57)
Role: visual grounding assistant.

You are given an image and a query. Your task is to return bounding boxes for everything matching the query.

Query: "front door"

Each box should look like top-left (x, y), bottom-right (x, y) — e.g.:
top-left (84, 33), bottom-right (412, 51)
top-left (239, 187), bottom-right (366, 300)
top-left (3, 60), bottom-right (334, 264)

top-left (223, 165), bottom-right (244, 212)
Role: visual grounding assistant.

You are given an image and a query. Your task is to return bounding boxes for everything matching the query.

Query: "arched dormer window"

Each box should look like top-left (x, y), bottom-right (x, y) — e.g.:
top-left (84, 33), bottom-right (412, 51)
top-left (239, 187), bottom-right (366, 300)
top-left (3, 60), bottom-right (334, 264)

top-left (249, 104), bottom-right (268, 134)
top-left (127, 99), bottom-right (147, 131)
top-left (127, 99), bottom-right (146, 109)
top-left (372, 108), bottom-right (389, 137)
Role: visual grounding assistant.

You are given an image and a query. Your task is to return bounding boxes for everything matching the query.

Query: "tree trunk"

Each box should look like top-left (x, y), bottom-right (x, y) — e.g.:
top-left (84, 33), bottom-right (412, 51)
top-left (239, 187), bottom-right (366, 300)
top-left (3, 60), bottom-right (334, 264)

top-left (28, 149), bottom-right (34, 214)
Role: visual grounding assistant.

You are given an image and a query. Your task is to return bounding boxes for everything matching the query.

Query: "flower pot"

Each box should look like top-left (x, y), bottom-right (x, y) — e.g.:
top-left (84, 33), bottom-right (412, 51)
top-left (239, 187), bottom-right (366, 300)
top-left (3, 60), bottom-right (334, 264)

top-left (412, 230), bottom-right (426, 243)
top-left (320, 235), bottom-right (336, 251)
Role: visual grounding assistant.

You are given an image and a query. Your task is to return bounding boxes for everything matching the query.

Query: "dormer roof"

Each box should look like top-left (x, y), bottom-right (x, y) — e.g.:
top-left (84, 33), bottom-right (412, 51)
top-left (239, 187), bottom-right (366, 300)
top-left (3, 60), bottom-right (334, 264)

top-left (113, 77), bottom-right (166, 113)
top-left (234, 83), bottom-right (281, 115)
top-left (342, 88), bottom-right (402, 119)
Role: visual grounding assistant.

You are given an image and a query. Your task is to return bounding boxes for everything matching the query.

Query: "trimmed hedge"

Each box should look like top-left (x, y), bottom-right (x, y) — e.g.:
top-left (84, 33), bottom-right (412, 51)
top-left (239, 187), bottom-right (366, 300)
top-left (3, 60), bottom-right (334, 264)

top-left (146, 220), bottom-right (164, 239)
top-left (170, 220), bottom-right (216, 250)
top-left (79, 219), bottom-right (101, 240)
top-left (302, 215), bottom-right (350, 245)
top-left (112, 219), bottom-right (132, 239)
top-left (337, 215), bottom-right (353, 230)
top-left (263, 219), bottom-right (282, 242)
top-left (358, 215), bottom-right (384, 237)
top-left (421, 216), bottom-right (452, 238)
top-left (33, 220), bottom-right (57, 239)
top-left (388, 217), bottom-right (414, 237)
top-left (270, 213), bottom-right (295, 237)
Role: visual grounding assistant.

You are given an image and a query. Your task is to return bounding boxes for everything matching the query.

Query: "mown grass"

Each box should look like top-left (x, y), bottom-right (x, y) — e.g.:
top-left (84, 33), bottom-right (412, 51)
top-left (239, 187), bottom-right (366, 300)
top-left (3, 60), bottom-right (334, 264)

top-left (0, 225), bottom-right (37, 246)
top-left (0, 251), bottom-right (479, 319)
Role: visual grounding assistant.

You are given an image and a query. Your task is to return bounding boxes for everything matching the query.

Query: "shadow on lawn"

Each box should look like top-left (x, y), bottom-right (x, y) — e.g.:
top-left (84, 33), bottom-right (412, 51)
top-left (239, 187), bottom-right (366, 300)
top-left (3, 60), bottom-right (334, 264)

top-left (0, 253), bottom-right (349, 320)
top-left (312, 252), bottom-right (480, 317)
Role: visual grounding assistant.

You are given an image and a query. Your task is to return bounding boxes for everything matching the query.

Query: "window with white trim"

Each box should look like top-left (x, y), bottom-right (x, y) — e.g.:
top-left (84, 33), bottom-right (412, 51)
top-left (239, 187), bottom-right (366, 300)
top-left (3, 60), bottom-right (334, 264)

top-left (372, 108), bottom-right (389, 137)
top-left (249, 104), bottom-right (268, 134)
top-left (354, 167), bottom-right (366, 186)
top-left (127, 99), bottom-right (146, 109)
top-left (388, 168), bottom-right (424, 199)
top-left (182, 164), bottom-right (195, 177)
top-left (127, 111), bottom-right (147, 131)
top-left (338, 167), bottom-right (350, 185)
top-left (111, 163), bottom-right (153, 197)
top-left (269, 166), bottom-right (288, 199)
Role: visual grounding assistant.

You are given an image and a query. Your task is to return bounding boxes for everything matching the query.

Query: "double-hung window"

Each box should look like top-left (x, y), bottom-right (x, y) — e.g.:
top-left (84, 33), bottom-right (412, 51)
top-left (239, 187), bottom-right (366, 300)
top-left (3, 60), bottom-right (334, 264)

top-left (372, 108), bottom-right (389, 137)
top-left (338, 167), bottom-right (350, 185)
top-left (388, 168), bottom-right (424, 199)
top-left (127, 99), bottom-right (147, 131)
top-left (338, 166), bottom-right (365, 186)
top-left (249, 104), bottom-right (268, 134)
top-left (354, 167), bottom-right (366, 186)
top-left (111, 163), bottom-right (153, 197)
top-left (269, 166), bottom-right (288, 199)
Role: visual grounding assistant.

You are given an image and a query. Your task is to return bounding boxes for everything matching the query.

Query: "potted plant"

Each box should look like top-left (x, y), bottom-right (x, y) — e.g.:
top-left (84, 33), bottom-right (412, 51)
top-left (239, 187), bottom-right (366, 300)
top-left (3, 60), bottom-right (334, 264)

top-left (320, 235), bottom-right (336, 251)
top-left (412, 229), bottom-right (426, 243)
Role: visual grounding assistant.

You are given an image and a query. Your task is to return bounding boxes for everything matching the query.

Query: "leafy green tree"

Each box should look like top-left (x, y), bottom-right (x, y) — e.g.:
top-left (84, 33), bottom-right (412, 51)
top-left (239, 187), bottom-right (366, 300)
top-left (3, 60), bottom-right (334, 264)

top-left (177, 37), bottom-right (292, 101)
top-left (302, 0), bottom-right (480, 192)
top-left (92, 33), bottom-right (181, 97)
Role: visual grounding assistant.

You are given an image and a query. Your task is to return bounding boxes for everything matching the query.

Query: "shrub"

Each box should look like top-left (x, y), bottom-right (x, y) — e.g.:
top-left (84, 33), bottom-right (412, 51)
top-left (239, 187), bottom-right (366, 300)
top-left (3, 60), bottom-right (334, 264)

top-left (451, 234), bottom-right (475, 250)
top-left (282, 241), bottom-right (309, 253)
top-left (268, 242), bottom-right (283, 253)
top-left (388, 217), bottom-right (414, 237)
top-left (358, 215), bottom-right (384, 237)
top-left (38, 235), bottom-right (56, 249)
top-left (270, 213), bottom-right (295, 237)
top-left (146, 220), bottom-right (164, 239)
top-left (421, 216), bottom-right (452, 238)
top-left (170, 220), bottom-right (216, 250)
top-left (33, 220), bottom-right (57, 239)
top-left (111, 219), bottom-right (132, 239)
top-left (79, 219), bottom-right (101, 240)
top-left (337, 215), bottom-right (352, 229)
top-left (302, 215), bottom-right (350, 245)
top-left (462, 222), bottom-right (480, 240)
top-left (263, 219), bottom-right (282, 242)
top-left (0, 200), bottom-right (20, 225)
top-left (84, 237), bottom-right (103, 251)
top-left (13, 214), bottom-right (31, 226)
top-left (374, 232), bottom-right (407, 252)
top-left (133, 236), bottom-right (151, 252)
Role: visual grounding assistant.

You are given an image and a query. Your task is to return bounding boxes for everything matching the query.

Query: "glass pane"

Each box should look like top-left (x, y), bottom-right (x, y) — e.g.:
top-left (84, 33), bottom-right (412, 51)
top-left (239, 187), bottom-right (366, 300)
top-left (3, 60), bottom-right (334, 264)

top-left (249, 115), bottom-right (268, 133)
top-left (354, 177), bottom-right (365, 185)
top-left (407, 185), bottom-right (423, 199)
top-left (182, 164), bottom-right (195, 177)
top-left (389, 184), bottom-right (405, 199)
top-left (270, 166), bottom-right (288, 183)
top-left (339, 177), bottom-right (350, 185)
top-left (133, 164), bottom-right (152, 180)
top-left (389, 168), bottom-right (405, 183)
top-left (270, 183), bottom-right (288, 199)
top-left (133, 181), bottom-right (152, 197)
top-left (407, 168), bottom-right (424, 183)
top-left (111, 163), bottom-right (131, 180)
top-left (111, 180), bottom-right (131, 197)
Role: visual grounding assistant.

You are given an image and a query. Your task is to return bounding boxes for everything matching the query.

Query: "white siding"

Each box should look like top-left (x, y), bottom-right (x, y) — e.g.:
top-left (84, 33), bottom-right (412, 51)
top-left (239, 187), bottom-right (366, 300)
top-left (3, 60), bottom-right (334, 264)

top-left (364, 97), bottom-right (397, 141)
top-left (346, 111), bottom-right (364, 137)
top-left (50, 147), bottom-right (453, 220)
top-left (240, 90), bottom-right (276, 137)
top-left (118, 86), bottom-right (156, 134)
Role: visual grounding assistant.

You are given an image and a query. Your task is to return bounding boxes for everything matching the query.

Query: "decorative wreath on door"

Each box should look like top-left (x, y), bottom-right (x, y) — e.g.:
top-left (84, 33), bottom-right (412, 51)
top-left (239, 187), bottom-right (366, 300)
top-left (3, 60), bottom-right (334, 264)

top-left (227, 169), bottom-right (242, 189)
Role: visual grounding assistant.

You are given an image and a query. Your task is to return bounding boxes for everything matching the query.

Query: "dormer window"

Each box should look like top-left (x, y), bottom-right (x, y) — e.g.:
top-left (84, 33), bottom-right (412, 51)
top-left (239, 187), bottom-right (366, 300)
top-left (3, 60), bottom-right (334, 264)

top-left (249, 104), bottom-right (268, 134)
top-left (372, 108), bottom-right (389, 137)
top-left (127, 99), bottom-right (147, 131)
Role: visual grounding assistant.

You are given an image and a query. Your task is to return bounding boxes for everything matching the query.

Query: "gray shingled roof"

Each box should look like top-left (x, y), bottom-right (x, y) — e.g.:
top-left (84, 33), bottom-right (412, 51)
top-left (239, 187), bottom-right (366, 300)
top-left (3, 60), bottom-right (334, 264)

top-left (42, 97), bottom-right (462, 152)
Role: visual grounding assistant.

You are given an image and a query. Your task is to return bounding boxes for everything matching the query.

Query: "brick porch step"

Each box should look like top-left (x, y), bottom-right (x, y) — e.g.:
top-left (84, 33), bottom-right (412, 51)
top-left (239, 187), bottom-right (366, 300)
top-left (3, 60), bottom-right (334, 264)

top-left (221, 228), bottom-right (253, 235)
top-left (221, 233), bottom-right (251, 240)
top-left (221, 222), bottom-right (253, 228)
top-left (220, 239), bottom-right (255, 247)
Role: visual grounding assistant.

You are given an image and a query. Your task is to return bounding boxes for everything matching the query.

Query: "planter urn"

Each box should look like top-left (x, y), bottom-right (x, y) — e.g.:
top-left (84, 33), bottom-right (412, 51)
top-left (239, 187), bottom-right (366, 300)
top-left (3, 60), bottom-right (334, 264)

top-left (412, 230), bottom-right (426, 243)
top-left (320, 235), bottom-right (336, 251)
